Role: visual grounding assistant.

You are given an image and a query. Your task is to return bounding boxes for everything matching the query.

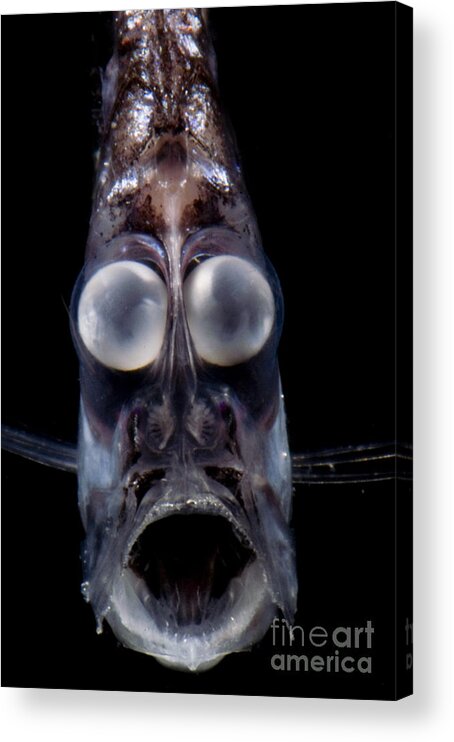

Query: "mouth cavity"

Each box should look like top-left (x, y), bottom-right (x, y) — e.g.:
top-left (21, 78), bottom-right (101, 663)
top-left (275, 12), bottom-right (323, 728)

top-left (127, 514), bottom-right (255, 627)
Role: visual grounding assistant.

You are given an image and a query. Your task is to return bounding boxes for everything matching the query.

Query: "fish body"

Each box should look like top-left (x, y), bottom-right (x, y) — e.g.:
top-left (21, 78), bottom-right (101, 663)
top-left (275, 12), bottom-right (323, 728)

top-left (70, 9), bottom-right (296, 671)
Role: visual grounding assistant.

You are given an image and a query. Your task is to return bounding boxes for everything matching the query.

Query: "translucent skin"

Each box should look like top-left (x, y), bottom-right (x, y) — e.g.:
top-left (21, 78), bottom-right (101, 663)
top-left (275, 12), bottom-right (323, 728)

top-left (71, 9), bottom-right (296, 671)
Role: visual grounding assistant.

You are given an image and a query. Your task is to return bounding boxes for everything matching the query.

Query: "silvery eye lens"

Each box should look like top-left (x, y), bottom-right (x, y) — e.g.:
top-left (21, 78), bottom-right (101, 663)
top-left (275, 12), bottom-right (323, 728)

top-left (78, 260), bottom-right (167, 371)
top-left (184, 255), bottom-right (275, 366)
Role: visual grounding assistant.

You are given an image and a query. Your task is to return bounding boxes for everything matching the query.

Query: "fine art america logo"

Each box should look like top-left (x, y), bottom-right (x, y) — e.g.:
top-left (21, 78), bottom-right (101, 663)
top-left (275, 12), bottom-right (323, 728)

top-left (270, 619), bottom-right (375, 674)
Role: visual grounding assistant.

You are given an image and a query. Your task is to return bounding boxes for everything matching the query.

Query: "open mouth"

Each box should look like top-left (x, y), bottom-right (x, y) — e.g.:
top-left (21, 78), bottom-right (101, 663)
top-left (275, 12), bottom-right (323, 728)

top-left (127, 514), bottom-right (255, 628)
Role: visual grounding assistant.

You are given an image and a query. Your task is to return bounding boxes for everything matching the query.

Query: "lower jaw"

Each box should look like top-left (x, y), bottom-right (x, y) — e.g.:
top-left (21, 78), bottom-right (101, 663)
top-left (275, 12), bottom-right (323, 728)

top-left (107, 558), bottom-right (275, 672)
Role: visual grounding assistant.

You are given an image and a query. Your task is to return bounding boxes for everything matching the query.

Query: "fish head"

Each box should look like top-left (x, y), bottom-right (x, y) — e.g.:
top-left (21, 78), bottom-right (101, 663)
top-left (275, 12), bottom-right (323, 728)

top-left (70, 224), bottom-right (296, 671)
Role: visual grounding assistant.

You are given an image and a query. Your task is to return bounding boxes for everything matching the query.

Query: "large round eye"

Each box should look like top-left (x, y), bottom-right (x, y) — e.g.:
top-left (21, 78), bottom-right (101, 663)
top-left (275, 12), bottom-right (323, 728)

top-left (183, 255), bottom-right (275, 366)
top-left (77, 261), bottom-right (167, 371)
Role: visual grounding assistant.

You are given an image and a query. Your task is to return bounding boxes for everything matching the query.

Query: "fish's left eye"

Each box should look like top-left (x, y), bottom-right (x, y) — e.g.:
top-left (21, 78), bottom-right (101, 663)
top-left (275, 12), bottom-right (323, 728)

top-left (183, 255), bottom-right (275, 366)
top-left (77, 260), bottom-right (168, 371)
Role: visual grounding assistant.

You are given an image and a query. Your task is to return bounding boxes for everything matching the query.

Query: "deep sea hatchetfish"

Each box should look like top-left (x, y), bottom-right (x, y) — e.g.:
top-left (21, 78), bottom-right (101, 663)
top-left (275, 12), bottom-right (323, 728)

top-left (69, 8), bottom-right (297, 671)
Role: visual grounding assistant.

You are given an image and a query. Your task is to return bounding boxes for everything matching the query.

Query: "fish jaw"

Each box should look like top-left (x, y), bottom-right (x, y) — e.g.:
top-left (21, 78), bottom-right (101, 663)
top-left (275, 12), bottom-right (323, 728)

top-left (76, 393), bottom-right (296, 672)
top-left (109, 505), bottom-right (274, 672)
top-left (110, 560), bottom-right (274, 672)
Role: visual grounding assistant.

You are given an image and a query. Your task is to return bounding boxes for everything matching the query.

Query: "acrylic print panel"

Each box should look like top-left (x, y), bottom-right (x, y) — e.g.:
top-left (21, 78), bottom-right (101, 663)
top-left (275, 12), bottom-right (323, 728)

top-left (1, 4), bottom-right (412, 699)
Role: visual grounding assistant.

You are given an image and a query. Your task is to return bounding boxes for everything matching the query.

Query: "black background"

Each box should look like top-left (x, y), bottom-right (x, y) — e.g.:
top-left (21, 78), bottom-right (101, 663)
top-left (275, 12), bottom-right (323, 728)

top-left (2, 4), bottom-right (412, 699)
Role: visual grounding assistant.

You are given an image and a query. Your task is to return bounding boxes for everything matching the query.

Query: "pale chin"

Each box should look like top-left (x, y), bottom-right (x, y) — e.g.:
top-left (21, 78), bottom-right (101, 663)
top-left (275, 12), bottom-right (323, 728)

top-left (107, 557), bottom-right (275, 672)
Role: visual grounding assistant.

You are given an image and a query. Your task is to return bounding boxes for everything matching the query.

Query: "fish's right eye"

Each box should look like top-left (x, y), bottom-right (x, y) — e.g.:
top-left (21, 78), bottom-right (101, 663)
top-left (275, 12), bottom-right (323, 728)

top-left (77, 260), bottom-right (168, 371)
